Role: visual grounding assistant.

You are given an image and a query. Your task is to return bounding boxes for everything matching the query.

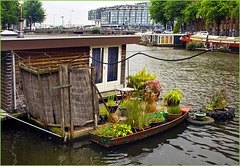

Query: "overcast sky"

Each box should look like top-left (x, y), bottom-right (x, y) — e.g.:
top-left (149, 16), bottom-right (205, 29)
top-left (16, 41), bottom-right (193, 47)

top-left (41, 1), bottom-right (148, 26)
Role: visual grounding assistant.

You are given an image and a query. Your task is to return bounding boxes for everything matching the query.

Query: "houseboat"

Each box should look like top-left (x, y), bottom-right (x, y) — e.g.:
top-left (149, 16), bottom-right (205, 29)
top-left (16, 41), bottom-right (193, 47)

top-left (137, 33), bottom-right (184, 47)
top-left (1, 35), bottom-right (140, 113)
top-left (180, 34), bottom-right (239, 53)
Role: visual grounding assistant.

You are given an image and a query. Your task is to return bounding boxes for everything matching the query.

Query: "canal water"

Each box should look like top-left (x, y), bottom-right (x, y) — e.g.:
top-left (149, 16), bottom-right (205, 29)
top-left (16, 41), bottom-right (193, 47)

top-left (1, 44), bottom-right (239, 165)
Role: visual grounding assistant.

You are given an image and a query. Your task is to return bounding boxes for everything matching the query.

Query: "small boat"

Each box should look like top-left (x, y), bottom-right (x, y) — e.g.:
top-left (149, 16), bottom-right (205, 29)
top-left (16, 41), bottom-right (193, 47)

top-left (1, 30), bottom-right (18, 36)
top-left (180, 34), bottom-right (239, 53)
top-left (89, 107), bottom-right (191, 147)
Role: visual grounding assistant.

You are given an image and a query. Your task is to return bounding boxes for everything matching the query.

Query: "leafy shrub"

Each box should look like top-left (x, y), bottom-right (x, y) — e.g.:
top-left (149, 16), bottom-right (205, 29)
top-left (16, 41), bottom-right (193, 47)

top-left (186, 42), bottom-right (197, 50)
top-left (173, 21), bottom-right (181, 34)
top-left (168, 106), bottom-right (182, 114)
top-left (164, 88), bottom-right (183, 107)
top-left (196, 42), bottom-right (204, 48)
top-left (126, 67), bottom-right (157, 90)
top-left (92, 29), bottom-right (99, 34)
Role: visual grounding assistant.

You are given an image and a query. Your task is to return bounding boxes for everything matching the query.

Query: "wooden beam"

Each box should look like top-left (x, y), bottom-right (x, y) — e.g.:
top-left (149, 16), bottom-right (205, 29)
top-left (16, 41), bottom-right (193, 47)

top-left (58, 65), bottom-right (65, 137)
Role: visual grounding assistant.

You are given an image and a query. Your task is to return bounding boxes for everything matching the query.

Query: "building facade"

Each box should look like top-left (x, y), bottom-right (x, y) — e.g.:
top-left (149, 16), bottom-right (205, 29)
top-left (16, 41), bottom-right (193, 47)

top-left (88, 2), bottom-right (159, 29)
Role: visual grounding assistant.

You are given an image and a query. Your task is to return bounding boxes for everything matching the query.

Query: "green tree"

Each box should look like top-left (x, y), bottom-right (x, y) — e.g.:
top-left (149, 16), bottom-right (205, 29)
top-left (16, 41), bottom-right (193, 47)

top-left (149, 0), bottom-right (168, 29)
top-left (182, 1), bottom-right (201, 23)
top-left (199, 0), bottom-right (232, 35)
top-left (164, 1), bottom-right (189, 30)
top-left (23, 0), bottom-right (45, 30)
top-left (1, 1), bottom-right (20, 30)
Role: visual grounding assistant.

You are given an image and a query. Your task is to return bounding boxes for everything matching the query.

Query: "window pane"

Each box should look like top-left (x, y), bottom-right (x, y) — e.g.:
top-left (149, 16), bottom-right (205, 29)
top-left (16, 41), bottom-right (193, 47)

top-left (92, 48), bottom-right (104, 84)
top-left (107, 47), bottom-right (118, 82)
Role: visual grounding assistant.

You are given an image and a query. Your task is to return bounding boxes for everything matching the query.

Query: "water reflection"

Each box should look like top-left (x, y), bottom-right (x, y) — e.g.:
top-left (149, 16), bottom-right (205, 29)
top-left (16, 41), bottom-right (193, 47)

top-left (1, 45), bottom-right (239, 165)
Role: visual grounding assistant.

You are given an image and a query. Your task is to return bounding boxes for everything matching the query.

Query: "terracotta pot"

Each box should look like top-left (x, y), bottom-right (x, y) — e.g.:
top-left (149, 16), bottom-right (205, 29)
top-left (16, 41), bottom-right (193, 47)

top-left (167, 112), bottom-right (181, 121)
top-left (145, 93), bottom-right (158, 113)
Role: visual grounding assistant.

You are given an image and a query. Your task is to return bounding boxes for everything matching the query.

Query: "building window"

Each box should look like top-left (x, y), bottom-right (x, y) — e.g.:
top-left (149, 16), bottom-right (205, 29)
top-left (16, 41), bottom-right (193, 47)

top-left (92, 48), bottom-right (104, 84)
top-left (107, 47), bottom-right (119, 82)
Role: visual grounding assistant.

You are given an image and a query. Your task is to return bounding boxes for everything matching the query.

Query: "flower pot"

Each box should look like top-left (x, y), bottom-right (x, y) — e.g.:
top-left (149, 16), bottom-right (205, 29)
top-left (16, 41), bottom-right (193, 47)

top-left (195, 112), bottom-right (206, 121)
top-left (145, 93), bottom-right (158, 113)
top-left (167, 112), bottom-right (182, 121)
top-left (107, 105), bottom-right (118, 113)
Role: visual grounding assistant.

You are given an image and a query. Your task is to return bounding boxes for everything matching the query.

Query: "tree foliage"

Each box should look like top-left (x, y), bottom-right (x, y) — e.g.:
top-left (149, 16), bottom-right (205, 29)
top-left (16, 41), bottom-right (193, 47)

top-left (22, 0), bottom-right (46, 30)
top-left (1, 1), bottom-right (20, 30)
top-left (149, 0), bottom-right (168, 28)
top-left (198, 1), bottom-right (232, 35)
top-left (149, 0), bottom-right (239, 35)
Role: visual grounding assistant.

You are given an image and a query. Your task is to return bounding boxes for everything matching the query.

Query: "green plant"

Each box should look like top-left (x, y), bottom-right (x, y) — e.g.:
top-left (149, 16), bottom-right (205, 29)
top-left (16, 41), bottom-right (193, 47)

top-left (220, 45), bottom-right (228, 51)
top-left (164, 88), bottom-right (183, 107)
top-left (196, 42), bottom-right (204, 48)
top-left (126, 67), bottom-right (157, 90)
top-left (186, 42), bottom-right (197, 50)
top-left (112, 124), bottom-right (133, 137)
top-left (107, 93), bottom-right (117, 106)
top-left (119, 100), bottom-right (127, 108)
top-left (168, 106), bottom-right (182, 114)
top-left (126, 92), bottom-right (148, 130)
top-left (100, 106), bottom-right (108, 115)
top-left (148, 116), bottom-right (164, 123)
top-left (206, 87), bottom-right (228, 110)
top-left (173, 21), bottom-right (181, 34)
top-left (92, 29), bottom-right (99, 34)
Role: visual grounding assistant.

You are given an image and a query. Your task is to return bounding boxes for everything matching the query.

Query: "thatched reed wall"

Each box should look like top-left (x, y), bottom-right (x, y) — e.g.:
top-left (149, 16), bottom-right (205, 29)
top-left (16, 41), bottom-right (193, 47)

top-left (20, 63), bottom-right (99, 127)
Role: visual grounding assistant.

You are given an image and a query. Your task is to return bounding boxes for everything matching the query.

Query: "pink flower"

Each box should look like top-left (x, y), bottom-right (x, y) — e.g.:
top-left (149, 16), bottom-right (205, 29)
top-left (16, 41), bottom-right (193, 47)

top-left (148, 90), bottom-right (151, 93)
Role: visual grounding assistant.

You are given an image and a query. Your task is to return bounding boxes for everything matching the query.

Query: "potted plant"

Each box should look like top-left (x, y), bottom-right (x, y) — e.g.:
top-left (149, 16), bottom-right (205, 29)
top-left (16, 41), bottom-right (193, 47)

top-left (206, 87), bottom-right (228, 111)
top-left (118, 100), bottom-right (127, 116)
top-left (98, 106), bottom-right (108, 124)
top-left (145, 80), bottom-right (162, 113)
top-left (107, 93), bottom-right (118, 113)
top-left (164, 88), bottom-right (183, 107)
top-left (126, 67), bottom-right (157, 91)
top-left (194, 112), bottom-right (206, 121)
top-left (126, 93), bottom-right (149, 132)
top-left (167, 106), bottom-right (182, 121)
top-left (147, 115), bottom-right (165, 127)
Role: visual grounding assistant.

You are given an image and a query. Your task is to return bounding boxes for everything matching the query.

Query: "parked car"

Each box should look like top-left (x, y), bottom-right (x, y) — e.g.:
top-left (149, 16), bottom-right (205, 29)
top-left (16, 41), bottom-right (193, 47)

top-left (154, 29), bottom-right (165, 33)
top-left (196, 31), bottom-right (209, 35)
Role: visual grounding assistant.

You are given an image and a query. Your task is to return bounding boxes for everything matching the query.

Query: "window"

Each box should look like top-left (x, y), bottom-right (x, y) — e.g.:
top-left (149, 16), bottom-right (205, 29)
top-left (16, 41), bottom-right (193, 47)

top-left (92, 48), bottom-right (104, 84)
top-left (107, 47), bottom-right (118, 82)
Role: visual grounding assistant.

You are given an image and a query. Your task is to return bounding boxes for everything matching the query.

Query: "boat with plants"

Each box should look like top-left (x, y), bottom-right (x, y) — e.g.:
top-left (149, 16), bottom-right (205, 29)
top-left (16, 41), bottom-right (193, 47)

top-left (180, 34), bottom-right (239, 53)
top-left (89, 107), bottom-right (191, 147)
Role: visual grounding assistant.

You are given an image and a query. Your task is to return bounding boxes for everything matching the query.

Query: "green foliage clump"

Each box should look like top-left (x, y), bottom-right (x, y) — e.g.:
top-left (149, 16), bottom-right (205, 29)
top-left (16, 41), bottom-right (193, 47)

top-left (92, 29), bottom-right (99, 34)
top-left (186, 42), bottom-right (197, 50)
top-left (119, 100), bottom-right (127, 109)
top-left (126, 94), bottom-right (148, 130)
top-left (173, 21), bottom-right (181, 34)
top-left (164, 88), bottom-right (183, 107)
top-left (148, 116), bottom-right (164, 123)
top-left (107, 93), bottom-right (116, 106)
top-left (196, 42), bottom-right (204, 48)
top-left (168, 106), bottom-right (182, 114)
top-left (100, 106), bottom-right (108, 115)
top-left (126, 67), bottom-right (157, 90)
top-left (96, 123), bottom-right (133, 138)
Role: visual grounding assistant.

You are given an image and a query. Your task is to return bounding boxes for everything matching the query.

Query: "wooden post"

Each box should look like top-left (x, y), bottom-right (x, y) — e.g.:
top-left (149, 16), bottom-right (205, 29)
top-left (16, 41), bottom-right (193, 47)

top-left (58, 65), bottom-right (65, 137)
top-left (91, 63), bottom-right (97, 129)
top-left (37, 68), bottom-right (47, 129)
top-left (91, 79), bottom-right (115, 122)
top-left (68, 65), bottom-right (74, 138)
top-left (19, 68), bottom-right (30, 120)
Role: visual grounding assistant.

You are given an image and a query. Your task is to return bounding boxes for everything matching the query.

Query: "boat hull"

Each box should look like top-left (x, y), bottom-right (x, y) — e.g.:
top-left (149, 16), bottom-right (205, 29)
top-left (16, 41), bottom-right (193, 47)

top-left (89, 107), bottom-right (191, 147)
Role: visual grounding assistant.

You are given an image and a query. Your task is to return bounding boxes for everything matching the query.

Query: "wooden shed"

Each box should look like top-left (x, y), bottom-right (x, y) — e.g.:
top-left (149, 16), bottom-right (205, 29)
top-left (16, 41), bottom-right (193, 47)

top-left (1, 35), bottom-right (140, 113)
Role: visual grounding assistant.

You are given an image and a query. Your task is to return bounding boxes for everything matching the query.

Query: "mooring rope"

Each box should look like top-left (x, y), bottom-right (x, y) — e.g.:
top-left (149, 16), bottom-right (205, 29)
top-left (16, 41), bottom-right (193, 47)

top-left (9, 50), bottom-right (209, 64)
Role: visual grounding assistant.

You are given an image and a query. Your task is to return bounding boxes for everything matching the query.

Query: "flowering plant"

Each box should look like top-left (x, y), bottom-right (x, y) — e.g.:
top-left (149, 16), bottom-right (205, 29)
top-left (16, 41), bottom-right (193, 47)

top-left (145, 80), bottom-right (162, 97)
top-left (207, 87), bottom-right (228, 110)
